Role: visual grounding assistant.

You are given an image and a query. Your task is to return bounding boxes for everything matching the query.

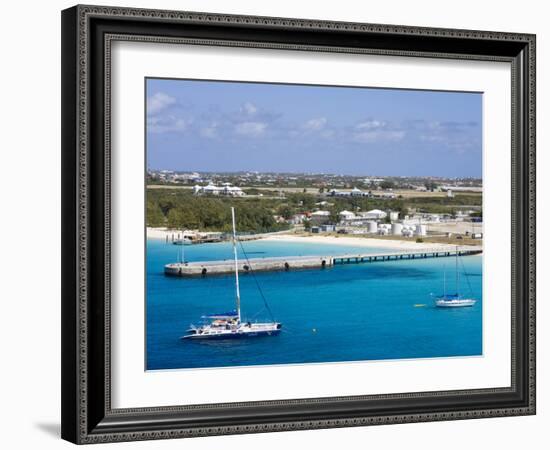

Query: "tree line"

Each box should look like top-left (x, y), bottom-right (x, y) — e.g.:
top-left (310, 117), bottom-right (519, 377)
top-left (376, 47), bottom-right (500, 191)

top-left (147, 188), bottom-right (482, 232)
top-left (147, 190), bottom-right (289, 233)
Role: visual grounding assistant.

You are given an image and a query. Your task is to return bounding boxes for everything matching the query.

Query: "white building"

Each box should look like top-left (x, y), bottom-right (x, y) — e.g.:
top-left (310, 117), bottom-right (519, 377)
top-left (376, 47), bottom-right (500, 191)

top-left (311, 210), bottom-right (331, 218)
top-left (202, 183), bottom-right (221, 195)
top-left (310, 210), bottom-right (331, 224)
top-left (373, 191), bottom-right (396, 199)
top-left (288, 213), bottom-right (308, 225)
top-left (193, 183), bottom-right (245, 197)
top-left (389, 211), bottom-right (399, 221)
top-left (329, 188), bottom-right (370, 198)
top-left (172, 172), bottom-right (200, 182)
top-left (361, 209), bottom-right (387, 220)
top-left (338, 210), bottom-right (356, 221)
top-left (223, 185), bottom-right (245, 197)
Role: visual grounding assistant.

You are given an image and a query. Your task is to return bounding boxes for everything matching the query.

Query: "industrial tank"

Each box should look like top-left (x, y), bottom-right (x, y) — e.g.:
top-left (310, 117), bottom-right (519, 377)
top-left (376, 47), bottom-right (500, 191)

top-left (391, 223), bottom-right (404, 236)
top-left (415, 224), bottom-right (427, 236)
top-left (367, 221), bottom-right (378, 233)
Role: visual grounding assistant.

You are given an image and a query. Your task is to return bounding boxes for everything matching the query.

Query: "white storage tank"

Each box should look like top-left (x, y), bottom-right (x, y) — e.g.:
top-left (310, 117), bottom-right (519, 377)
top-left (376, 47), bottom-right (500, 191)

top-left (367, 221), bottom-right (378, 233)
top-left (415, 224), bottom-right (427, 236)
top-left (391, 223), bottom-right (404, 235)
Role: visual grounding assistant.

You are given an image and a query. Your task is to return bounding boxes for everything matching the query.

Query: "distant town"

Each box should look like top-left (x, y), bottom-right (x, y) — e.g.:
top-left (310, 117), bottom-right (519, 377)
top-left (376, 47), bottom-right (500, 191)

top-left (147, 170), bottom-right (483, 245)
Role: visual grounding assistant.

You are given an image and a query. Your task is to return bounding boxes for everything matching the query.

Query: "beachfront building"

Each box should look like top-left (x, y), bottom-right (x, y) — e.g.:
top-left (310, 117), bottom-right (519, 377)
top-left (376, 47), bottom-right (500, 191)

top-left (320, 224), bottom-right (336, 232)
top-left (288, 213), bottom-right (308, 225)
top-left (337, 209), bottom-right (392, 227)
top-left (310, 210), bottom-right (331, 225)
top-left (338, 210), bottom-right (356, 221)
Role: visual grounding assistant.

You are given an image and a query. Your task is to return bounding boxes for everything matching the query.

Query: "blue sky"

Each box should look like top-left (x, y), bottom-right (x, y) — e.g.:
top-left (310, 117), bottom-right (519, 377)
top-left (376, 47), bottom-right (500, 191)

top-left (146, 78), bottom-right (482, 177)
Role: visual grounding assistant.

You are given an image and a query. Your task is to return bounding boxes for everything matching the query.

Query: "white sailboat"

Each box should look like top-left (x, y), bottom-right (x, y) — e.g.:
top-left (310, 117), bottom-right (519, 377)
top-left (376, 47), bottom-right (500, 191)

top-left (181, 207), bottom-right (282, 340)
top-left (434, 247), bottom-right (477, 308)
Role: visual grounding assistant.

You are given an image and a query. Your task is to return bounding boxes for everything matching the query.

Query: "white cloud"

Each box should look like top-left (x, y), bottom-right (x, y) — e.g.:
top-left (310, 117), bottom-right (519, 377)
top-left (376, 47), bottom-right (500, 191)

top-left (352, 130), bottom-right (405, 143)
top-left (148, 115), bottom-right (190, 134)
top-left (420, 134), bottom-right (445, 143)
top-left (420, 134), bottom-right (478, 153)
top-left (147, 92), bottom-right (176, 115)
top-left (200, 124), bottom-right (218, 139)
top-left (241, 102), bottom-right (258, 116)
top-left (303, 117), bottom-right (327, 131)
top-left (235, 122), bottom-right (267, 137)
top-left (355, 120), bottom-right (386, 130)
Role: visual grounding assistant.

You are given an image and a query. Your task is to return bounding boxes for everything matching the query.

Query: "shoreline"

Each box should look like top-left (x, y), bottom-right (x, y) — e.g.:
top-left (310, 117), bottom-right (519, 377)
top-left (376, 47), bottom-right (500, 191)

top-left (147, 227), bottom-right (468, 251)
top-left (261, 234), bottom-right (460, 251)
top-left (147, 227), bottom-right (179, 239)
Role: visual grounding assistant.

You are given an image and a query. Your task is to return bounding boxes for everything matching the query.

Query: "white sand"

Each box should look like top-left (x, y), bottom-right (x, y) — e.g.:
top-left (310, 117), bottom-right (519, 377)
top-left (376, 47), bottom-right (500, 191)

top-left (262, 234), bottom-right (458, 250)
top-left (147, 227), bottom-right (178, 239)
top-left (148, 227), bottom-right (465, 251)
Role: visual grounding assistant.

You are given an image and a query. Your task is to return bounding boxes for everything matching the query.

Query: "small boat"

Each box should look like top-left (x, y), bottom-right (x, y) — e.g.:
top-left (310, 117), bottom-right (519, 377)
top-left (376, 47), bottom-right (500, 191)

top-left (181, 207), bottom-right (282, 340)
top-left (173, 237), bottom-right (193, 245)
top-left (434, 247), bottom-right (477, 308)
top-left (435, 295), bottom-right (476, 308)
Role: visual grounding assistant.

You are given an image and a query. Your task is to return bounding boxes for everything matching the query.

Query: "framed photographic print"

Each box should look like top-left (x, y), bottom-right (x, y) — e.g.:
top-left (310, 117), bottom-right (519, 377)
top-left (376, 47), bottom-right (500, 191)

top-left (61, 4), bottom-right (536, 444)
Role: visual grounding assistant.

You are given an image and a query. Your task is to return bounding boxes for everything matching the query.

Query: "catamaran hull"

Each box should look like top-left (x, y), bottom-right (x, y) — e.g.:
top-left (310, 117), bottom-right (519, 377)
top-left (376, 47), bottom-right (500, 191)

top-left (182, 328), bottom-right (282, 340)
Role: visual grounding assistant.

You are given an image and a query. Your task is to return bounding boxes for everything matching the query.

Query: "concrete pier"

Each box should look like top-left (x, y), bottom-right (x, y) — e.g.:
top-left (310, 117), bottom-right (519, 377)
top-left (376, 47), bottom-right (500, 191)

top-left (164, 246), bottom-right (482, 277)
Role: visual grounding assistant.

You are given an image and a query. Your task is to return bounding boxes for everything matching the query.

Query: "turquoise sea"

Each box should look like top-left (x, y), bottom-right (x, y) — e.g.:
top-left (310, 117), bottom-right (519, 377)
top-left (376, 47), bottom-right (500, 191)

top-left (146, 238), bottom-right (482, 370)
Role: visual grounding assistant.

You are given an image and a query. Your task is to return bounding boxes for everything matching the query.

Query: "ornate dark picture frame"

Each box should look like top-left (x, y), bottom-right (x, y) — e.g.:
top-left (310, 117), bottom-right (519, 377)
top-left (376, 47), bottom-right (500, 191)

top-left (61, 4), bottom-right (536, 444)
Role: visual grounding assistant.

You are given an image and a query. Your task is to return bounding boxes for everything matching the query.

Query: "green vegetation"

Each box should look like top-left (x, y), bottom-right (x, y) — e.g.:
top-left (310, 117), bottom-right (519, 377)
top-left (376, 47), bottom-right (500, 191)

top-left (424, 181), bottom-right (439, 192)
top-left (147, 189), bottom-right (289, 233)
top-left (406, 194), bottom-right (481, 207)
top-left (404, 194), bottom-right (481, 214)
top-left (379, 180), bottom-right (395, 190)
top-left (147, 187), bottom-right (482, 232)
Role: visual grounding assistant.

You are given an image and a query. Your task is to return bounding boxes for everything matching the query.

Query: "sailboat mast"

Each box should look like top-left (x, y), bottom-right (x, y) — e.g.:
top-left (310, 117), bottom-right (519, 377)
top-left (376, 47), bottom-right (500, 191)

top-left (443, 265), bottom-right (446, 297)
top-left (231, 207), bottom-right (241, 322)
top-left (456, 246), bottom-right (460, 296)
top-left (181, 228), bottom-right (185, 262)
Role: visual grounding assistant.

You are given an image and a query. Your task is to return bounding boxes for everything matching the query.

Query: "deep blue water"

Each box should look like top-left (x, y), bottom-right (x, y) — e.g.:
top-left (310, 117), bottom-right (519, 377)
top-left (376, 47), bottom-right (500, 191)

top-left (146, 238), bottom-right (482, 370)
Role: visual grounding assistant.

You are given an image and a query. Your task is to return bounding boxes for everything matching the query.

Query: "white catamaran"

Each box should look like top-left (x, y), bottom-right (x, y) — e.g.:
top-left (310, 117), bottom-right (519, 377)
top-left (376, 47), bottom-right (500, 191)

top-left (181, 207), bottom-right (282, 340)
top-left (434, 247), bottom-right (477, 308)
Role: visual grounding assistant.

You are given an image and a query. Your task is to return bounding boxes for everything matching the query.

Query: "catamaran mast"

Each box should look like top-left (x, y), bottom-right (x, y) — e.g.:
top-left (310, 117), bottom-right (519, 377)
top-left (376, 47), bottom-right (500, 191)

top-left (231, 207), bottom-right (241, 322)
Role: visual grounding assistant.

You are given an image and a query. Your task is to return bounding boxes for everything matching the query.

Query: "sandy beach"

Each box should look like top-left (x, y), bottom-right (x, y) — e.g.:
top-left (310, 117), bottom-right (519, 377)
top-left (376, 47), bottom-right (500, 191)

top-left (147, 227), bottom-right (464, 250)
top-left (147, 227), bottom-right (175, 239)
top-left (262, 234), bottom-right (459, 250)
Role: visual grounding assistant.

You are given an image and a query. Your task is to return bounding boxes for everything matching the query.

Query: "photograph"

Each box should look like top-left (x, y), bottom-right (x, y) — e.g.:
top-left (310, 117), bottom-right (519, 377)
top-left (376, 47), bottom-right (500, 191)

top-left (145, 78), bottom-right (484, 371)
top-left (57, 3), bottom-right (537, 445)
